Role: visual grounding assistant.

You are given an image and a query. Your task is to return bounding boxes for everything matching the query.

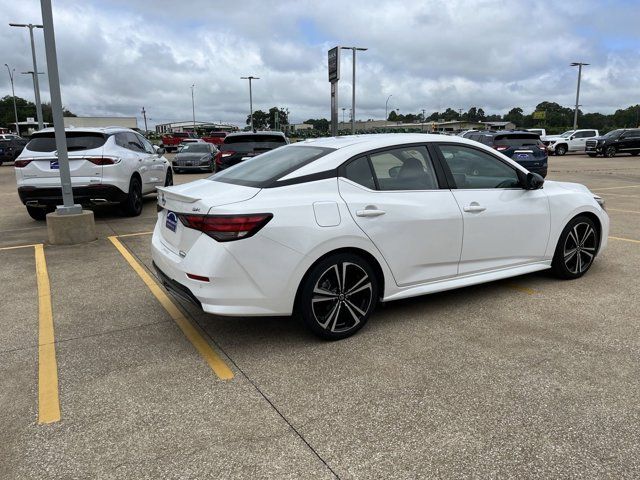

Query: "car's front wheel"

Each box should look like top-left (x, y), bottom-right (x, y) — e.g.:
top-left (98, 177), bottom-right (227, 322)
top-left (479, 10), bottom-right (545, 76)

top-left (164, 169), bottom-right (173, 187)
top-left (551, 216), bottom-right (599, 279)
top-left (299, 253), bottom-right (378, 340)
top-left (604, 146), bottom-right (616, 158)
top-left (555, 144), bottom-right (567, 156)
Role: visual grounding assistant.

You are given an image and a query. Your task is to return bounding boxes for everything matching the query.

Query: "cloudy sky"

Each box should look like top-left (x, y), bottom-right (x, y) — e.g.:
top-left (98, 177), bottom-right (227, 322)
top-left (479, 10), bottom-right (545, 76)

top-left (2, 0), bottom-right (639, 128)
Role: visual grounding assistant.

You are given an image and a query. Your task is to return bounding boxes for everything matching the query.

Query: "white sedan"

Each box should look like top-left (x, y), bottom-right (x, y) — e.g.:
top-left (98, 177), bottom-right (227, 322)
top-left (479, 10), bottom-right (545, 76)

top-left (152, 134), bottom-right (608, 339)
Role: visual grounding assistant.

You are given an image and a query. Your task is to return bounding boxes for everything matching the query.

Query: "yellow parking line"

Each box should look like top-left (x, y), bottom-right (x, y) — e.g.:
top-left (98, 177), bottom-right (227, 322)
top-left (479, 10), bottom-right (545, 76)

top-left (609, 236), bottom-right (640, 244)
top-left (505, 283), bottom-right (536, 295)
top-left (0, 243), bottom-right (40, 251)
top-left (592, 184), bottom-right (640, 191)
top-left (108, 236), bottom-right (233, 380)
top-left (114, 231), bottom-right (153, 238)
top-left (34, 244), bottom-right (61, 424)
top-left (608, 208), bottom-right (640, 214)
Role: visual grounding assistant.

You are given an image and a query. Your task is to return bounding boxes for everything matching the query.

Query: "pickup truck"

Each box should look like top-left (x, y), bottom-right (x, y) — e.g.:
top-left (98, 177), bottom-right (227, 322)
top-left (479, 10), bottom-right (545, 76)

top-left (201, 132), bottom-right (227, 147)
top-left (541, 129), bottom-right (599, 156)
top-left (160, 132), bottom-right (196, 152)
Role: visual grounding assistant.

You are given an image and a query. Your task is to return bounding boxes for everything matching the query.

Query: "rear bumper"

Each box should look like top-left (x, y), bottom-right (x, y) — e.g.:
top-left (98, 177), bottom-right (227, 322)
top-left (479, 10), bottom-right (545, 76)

top-left (18, 185), bottom-right (128, 206)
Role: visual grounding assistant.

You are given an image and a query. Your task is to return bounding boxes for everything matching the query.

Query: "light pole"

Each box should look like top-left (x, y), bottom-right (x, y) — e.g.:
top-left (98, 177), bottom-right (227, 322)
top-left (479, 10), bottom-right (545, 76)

top-left (341, 46), bottom-right (367, 134)
top-left (342, 107), bottom-right (346, 124)
top-left (4, 64), bottom-right (20, 135)
top-left (241, 76), bottom-right (259, 131)
top-left (190, 84), bottom-right (196, 134)
top-left (571, 62), bottom-right (589, 130)
top-left (21, 71), bottom-right (45, 126)
top-left (421, 109), bottom-right (426, 132)
top-left (9, 22), bottom-right (45, 130)
top-left (141, 107), bottom-right (148, 133)
top-left (385, 94), bottom-right (392, 126)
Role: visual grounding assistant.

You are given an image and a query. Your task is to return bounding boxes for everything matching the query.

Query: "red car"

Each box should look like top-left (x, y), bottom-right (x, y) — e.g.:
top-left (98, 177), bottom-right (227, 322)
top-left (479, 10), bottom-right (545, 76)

top-left (160, 132), bottom-right (195, 152)
top-left (201, 132), bottom-right (228, 148)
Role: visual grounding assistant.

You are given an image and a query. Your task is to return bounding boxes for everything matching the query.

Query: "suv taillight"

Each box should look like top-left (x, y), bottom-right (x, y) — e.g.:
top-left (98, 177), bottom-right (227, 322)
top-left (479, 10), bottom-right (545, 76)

top-left (14, 159), bottom-right (32, 168)
top-left (86, 156), bottom-right (119, 165)
top-left (177, 213), bottom-right (273, 242)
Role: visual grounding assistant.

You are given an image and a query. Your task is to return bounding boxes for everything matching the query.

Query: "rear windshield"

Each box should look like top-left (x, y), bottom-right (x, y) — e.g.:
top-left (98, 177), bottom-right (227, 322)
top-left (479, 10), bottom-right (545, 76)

top-left (494, 134), bottom-right (541, 147)
top-left (26, 132), bottom-right (107, 152)
top-left (179, 144), bottom-right (210, 153)
top-left (221, 135), bottom-right (287, 153)
top-left (211, 146), bottom-right (335, 187)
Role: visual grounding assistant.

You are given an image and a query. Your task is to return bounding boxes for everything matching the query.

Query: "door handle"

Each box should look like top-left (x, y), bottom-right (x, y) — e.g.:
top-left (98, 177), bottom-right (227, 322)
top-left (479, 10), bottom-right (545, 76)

top-left (356, 207), bottom-right (386, 217)
top-left (463, 203), bottom-right (486, 213)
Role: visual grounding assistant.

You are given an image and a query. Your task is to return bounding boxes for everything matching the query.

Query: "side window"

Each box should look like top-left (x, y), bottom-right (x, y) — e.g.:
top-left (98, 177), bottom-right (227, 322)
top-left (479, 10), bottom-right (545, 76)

top-left (136, 134), bottom-right (155, 154)
top-left (369, 146), bottom-right (438, 191)
top-left (624, 130), bottom-right (640, 138)
top-left (585, 131), bottom-right (596, 138)
top-left (125, 132), bottom-right (144, 152)
top-left (114, 133), bottom-right (128, 148)
top-left (344, 156), bottom-right (375, 190)
top-left (438, 144), bottom-right (520, 189)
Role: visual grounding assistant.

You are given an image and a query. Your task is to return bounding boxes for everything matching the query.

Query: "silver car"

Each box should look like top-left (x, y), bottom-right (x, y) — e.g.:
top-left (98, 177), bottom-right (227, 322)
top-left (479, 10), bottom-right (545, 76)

top-left (173, 143), bottom-right (217, 173)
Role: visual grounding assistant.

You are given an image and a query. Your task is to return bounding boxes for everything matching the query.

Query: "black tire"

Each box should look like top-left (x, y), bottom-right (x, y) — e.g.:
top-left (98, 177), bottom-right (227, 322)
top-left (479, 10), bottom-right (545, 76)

top-left (632, 152), bottom-right (639, 156)
top-left (587, 153), bottom-right (597, 157)
top-left (555, 144), bottom-right (567, 156)
top-left (604, 146), bottom-right (616, 158)
top-left (26, 205), bottom-right (49, 221)
top-left (299, 253), bottom-right (378, 340)
top-left (551, 215), bottom-right (599, 280)
top-left (121, 176), bottom-right (143, 217)
top-left (164, 168), bottom-right (173, 186)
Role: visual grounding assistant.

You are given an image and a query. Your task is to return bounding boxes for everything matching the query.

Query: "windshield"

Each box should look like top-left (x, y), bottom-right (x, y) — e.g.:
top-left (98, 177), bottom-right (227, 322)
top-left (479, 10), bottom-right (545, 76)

top-left (26, 132), bottom-right (107, 152)
top-left (603, 129), bottom-right (623, 139)
top-left (211, 146), bottom-right (335, 187)
top-left (559, 130), bottom-right (575, 138)
top-left (221, 135), bottom-right (287, 153)
top-left (179, 144), bottom-right (210, 153)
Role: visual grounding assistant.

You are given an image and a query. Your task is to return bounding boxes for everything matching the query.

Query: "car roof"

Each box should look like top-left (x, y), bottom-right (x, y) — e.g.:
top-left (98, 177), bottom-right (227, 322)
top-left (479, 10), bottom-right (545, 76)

top-left (225, 131), bottom-right (287, 138)
top-left (33, 126), bottom-right (138, 135)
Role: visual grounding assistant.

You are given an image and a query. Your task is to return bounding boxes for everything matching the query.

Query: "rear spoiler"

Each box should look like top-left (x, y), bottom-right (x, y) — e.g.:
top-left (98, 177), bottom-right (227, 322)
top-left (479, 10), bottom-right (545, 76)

top-left (156, 187), bottom-right (200, 204)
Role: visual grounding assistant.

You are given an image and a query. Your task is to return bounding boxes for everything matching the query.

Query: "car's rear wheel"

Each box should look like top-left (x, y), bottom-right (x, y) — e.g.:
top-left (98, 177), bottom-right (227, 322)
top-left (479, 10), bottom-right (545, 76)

top-left (164, 169), bottom-right (173, 186)
top-left (26, 205), bottom-right (50, 221)
top-left (551, 216), bottom-right (599, 279)
top-left (604, 146), bottom-right (616, 158)
top-left (555, 144), bottom-right (567, 156)
top-left (121, 176), bottom-right (143, 217)
top-left (299, 253), bottom-right (378, 340)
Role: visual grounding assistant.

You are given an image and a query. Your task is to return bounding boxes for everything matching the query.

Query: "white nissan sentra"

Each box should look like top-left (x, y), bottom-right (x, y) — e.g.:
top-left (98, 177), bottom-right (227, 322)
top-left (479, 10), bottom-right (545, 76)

top-left (152, 134), bottom-right (608, 340)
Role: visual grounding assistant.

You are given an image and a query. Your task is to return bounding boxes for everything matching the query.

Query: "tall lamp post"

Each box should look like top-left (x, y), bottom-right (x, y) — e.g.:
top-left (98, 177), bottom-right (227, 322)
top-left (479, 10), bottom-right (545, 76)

top-left (341, 46), bottom-right (367, 134)
top-left (241, 76), bottom-right (259, 131)
top-left (9, 22), bottom-right (45, 130)
top-left (571, 62), bottom-right (589, 130)
top-left (385, 94), bottom-right (392, 126)
top-left (190, 84), bottom-right (196, 133)
top-left (4, 64), bottom-right (20, 135)
top-left (21, 71), bottom-right (45, 126)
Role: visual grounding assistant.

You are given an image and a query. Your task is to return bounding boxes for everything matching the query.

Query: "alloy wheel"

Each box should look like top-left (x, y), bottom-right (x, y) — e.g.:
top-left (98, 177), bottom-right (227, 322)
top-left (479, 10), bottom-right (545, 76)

top-left (311, 262), bottom-right (373, 334)
top-left (563, 222), bottom-right (597, 274)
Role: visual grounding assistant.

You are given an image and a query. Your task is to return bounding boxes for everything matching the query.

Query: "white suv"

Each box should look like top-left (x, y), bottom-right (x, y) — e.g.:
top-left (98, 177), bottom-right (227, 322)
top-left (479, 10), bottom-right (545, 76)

top-left (542, 129), bottom-right (599, 155)
top-left (15, 127), bottom-right (172, 220)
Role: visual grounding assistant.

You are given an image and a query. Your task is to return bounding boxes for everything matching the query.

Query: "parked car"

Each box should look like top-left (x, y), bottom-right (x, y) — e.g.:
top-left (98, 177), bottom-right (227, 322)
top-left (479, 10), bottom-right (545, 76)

top-left (153, 133), bottom-right (608, 340)
top-left (458, 129), bottom-right (479, 138)
top-left (541, 129), bottom-right (599, 156)
top-left (466, 130), bottom-right (548, 177)
top-left (172, 142), bottom-right (217, 173)
top-left (15, 127), bottom-right (172, 220)
top-left (527, 128), bottom-right (546, 137)
top-left (214, 131), bottom-right (289, 171)
top-left (0, 135), bottom-right (28, 165)
top-left (202, 132), bottom-right (228, 148)
top-left (585, 128), bottom-right (640, 158)
top-left (160, 132), bottom-right (196, 152)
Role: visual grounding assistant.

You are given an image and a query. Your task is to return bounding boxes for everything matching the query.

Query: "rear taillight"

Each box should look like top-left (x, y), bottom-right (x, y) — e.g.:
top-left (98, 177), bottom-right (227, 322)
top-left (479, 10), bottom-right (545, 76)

top-left (14, 159), bottom-right (32, 168)
top-left (493, 145), bottom-right (509, 151)
top-left (86, 156), bottom-right (119, 165)
top-left (178, 213), bottom-right (273, 242)
top-left (220, 151), bottom-right (234, 157)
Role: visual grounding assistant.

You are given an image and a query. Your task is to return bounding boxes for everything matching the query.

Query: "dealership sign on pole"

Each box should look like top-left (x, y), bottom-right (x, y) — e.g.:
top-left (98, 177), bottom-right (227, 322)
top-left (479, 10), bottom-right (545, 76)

top-left (328, 47), bottom-right (340, 136)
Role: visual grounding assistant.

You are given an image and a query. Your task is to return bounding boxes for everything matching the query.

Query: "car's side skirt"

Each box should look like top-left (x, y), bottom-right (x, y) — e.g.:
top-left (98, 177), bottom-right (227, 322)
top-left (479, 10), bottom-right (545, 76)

top-left (383, 261), bottom-right (552, 302)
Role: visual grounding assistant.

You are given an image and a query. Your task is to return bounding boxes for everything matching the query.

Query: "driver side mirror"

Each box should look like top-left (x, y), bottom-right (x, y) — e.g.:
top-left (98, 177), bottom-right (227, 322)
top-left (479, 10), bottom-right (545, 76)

top-left (524, 172), bottom-right (544, 190)
top-left (155, 146), bottom-right (166, 155)
top-left (389, 165), bottom-right (401, 178)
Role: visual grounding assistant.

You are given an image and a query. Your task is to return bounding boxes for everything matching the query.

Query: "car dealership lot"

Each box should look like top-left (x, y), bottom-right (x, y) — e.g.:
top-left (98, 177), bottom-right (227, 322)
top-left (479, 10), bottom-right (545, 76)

top-left (1, 152), bottom-right (639, 478)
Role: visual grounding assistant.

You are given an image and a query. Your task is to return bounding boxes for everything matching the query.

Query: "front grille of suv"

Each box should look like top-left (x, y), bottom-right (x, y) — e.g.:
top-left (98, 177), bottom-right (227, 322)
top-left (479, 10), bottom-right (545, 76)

top-left (586, 140), bottom-right (597, 148)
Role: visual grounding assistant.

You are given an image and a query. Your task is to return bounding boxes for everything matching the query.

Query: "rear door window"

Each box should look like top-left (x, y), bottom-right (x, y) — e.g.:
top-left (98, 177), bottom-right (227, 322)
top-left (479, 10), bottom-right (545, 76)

top-left (26, 132), bottom-right (107, 152)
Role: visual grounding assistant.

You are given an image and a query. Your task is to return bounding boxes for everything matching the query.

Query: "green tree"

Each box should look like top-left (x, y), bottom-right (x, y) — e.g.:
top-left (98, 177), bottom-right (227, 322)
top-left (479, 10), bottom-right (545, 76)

top-left (246, 110), bottom-right (269, 130)
top-left (504, 107), bottom-right (524, 126)
top-left (304, 118), bottom-right (329, 132)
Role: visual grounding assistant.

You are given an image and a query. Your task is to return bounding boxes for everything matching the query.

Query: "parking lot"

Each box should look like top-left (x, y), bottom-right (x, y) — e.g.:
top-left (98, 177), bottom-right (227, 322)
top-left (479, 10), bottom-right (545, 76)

top-left (1, 152), bottom-right (639, 478)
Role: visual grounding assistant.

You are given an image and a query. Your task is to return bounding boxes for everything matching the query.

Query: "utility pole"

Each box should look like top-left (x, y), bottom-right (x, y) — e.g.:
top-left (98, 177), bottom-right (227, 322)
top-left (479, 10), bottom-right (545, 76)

top-left (341, 46), bottom-right (367, 134)
top-left (9, 22), bottom-right (44, 130)
top-left (385, 94), bottom-right (392, 126)
top-left (342, 107), bottom-right (346, 125)
top-left (4, 64), bottom-right (20, 135)
top-left (241, 76), bottom-right (259, 131)
top-left (571, 62), bottom-right (589, 130)
top-left (141, 107), bottom-right (148, 133)
top-left (190, 84), bottom-right (196, 134)
top-left (421, 109), bottom-right (426, 132)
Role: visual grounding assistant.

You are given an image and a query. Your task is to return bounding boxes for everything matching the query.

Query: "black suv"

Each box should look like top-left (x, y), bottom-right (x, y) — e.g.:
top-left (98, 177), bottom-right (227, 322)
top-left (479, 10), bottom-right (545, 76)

top-left (586, 129), bottom-right (640, 158)
top-left (466, 130), bottom-right (548, 177)
top-left (214, 132), bottom-right (289, 171)
top-left (0, 135), bottom-right (28, 165)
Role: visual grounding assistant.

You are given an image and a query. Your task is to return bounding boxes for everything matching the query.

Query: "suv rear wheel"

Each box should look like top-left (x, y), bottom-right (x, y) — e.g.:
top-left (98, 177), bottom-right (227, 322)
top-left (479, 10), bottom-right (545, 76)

top-left (121, 176), bottom-right (143, 216)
